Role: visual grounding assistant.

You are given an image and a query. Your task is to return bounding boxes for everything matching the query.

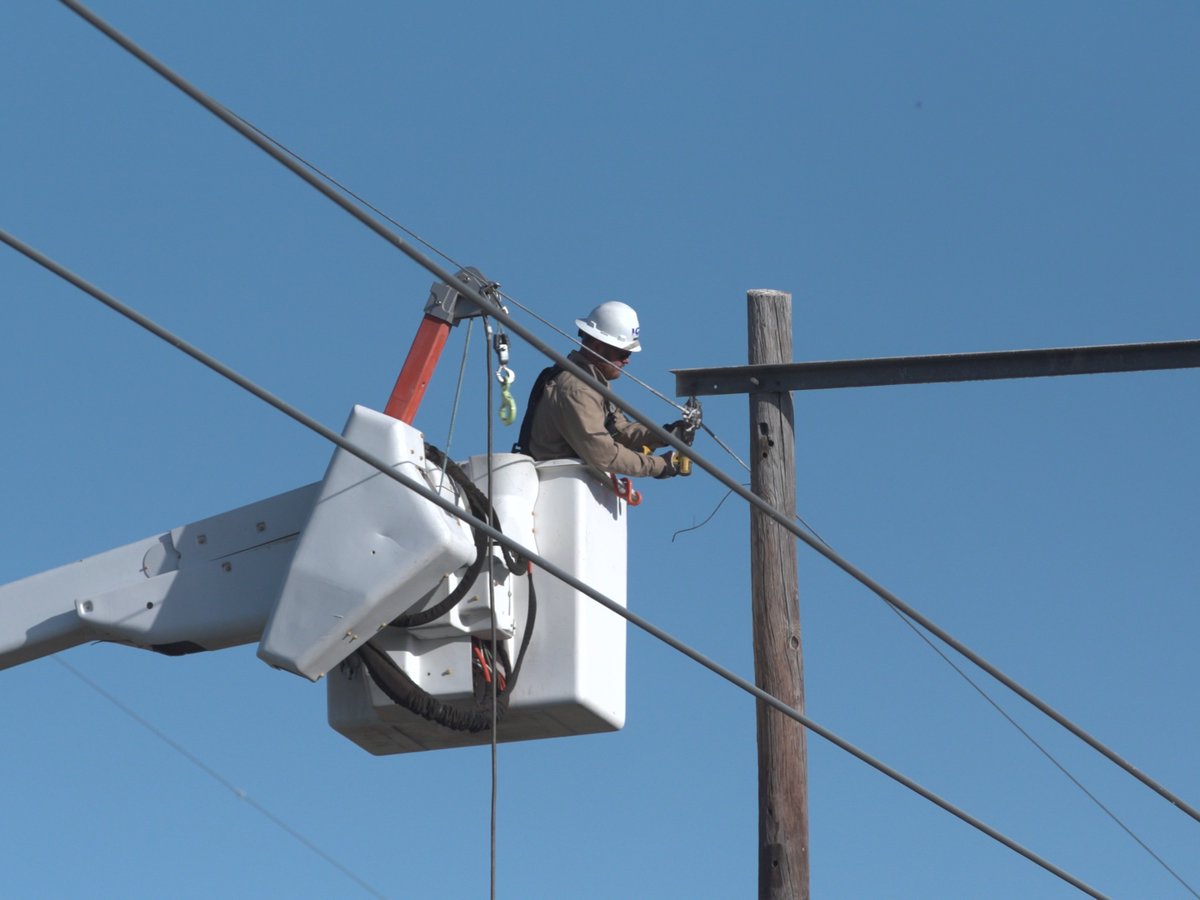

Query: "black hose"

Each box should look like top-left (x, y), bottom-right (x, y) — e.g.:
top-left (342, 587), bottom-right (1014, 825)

top-left (362, 442), bottom-right (537, 732)
top-left (359, 577), bottom-right (537, 734)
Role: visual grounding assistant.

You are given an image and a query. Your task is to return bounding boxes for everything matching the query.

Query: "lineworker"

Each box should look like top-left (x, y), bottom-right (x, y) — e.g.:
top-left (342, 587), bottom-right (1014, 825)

top-left (513, 301), bottom-right (693, 478)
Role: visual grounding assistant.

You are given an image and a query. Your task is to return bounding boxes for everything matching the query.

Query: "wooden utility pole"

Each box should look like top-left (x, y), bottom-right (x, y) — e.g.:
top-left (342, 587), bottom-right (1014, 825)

top-left (747, 289), bottom-right (808, 899)
top-left (672, 315), bottom-right (1200, 899)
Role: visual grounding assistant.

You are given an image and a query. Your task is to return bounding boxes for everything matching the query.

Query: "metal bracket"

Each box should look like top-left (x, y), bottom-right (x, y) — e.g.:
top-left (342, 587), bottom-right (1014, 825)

top-left (423, 267), bottom-right (499, 325)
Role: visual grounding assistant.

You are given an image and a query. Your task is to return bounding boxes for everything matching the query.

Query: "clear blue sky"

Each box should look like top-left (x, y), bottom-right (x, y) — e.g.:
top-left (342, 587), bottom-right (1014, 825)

top-left (3, 2), bottom-right (1199, 897)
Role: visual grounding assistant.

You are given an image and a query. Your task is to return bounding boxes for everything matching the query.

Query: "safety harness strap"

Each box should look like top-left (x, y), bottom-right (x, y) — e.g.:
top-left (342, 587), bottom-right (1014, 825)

top-left (511, 364), bottom-right (562, 456)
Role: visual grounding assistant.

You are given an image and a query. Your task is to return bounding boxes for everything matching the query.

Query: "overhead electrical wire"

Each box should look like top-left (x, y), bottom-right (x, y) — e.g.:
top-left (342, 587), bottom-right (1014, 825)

top-left (242, 94), bottom-right (713, 444)
top-left (32, 0), bottom-right (1198, 880)
top-left (213, 43), bottom-right (1179, 882)
top-left (238, 39), bottom-right (822, 553)
top-left (141, 27), bottom-right (1119, 860)
top-left (216, 59), bottom-right (1153, 871)
top-left (1, 229), bottom-right (1108, 899)
top-left (53, 658), bottom-right (388, 899)
top-left (56, 0), bottom-right (1199, 833)
top-left (200, 43), bottom-right (727, 456)
top-left (230, 91), bottom-right (700, 437)
top-left (222, 107), bottom-right (468, 282)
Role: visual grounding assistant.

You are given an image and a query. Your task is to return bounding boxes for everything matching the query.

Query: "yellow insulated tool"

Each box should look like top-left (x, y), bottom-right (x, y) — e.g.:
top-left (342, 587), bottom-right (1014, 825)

top-left (669, 397), bottom-right (703, 476)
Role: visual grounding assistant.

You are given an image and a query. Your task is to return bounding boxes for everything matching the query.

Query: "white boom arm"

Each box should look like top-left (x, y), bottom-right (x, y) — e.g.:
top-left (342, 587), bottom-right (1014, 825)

top-left (0, 405), bottom-right (629, 754)
top-left (0, 483), bottom-right (316, 670)
top-left (0, 405), bottom-right (471, 673)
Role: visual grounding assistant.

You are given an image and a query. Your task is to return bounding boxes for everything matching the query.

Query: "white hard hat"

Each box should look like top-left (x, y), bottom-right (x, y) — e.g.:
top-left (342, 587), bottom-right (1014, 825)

top-left (575, 300), bottom-right (642, 352)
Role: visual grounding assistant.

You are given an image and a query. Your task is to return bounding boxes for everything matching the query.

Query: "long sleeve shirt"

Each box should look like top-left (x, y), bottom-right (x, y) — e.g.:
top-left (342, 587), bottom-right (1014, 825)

top-left (525, 350), bottom-right (669, 477)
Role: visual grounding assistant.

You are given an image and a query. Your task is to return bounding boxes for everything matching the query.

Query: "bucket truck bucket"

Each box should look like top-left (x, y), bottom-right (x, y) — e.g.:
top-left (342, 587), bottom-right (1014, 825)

top-left (326, 459), bottom-right (628, 753)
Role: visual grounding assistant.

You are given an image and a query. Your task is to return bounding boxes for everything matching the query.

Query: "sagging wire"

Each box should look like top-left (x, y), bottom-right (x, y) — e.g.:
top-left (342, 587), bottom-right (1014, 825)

top-left (3, 228), bottom-right (1110, 898)
top-left (673, 478), bottom-right (832, 551)
top-left (671, 484), bottom-right (746, 543)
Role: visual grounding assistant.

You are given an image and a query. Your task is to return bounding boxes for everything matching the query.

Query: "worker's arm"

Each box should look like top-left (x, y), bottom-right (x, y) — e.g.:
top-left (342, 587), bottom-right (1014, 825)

top-left (548, 380), bottom-right (669, 478)
top-left (610, 411), bottom-right (668, 453)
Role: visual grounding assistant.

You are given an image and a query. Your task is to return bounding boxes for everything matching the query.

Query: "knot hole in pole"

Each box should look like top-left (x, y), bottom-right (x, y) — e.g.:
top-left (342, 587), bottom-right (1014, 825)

top-left (758, 421), bottom-right (774, 458)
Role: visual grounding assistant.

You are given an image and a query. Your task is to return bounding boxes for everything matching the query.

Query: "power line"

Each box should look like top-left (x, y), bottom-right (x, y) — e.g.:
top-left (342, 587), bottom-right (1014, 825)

top-left (230, 100), bottom-right (729, 463)
top-left (42, 0), bottom-right (1200, 861)
top-left (240, 109), bottom-right (720, 447)
top-left (154, 26), bottom-right (1190, 875)
top-left (53, 657), bottom-right (389, 899)
top-left (44, 0), bottom-right (1200, 847)
top-left (227, 105), bottom-right (803, 553)
top-left (2, 229), bottom-right (1108, 898)
top-left (194, 40), bottom-right (769, 486)
top-left (223, 53), bottom-right (705, 439)
top-left (212, 88), bottom-right (1168, 864)
top-left (222, 111), bottom-right (469, 278)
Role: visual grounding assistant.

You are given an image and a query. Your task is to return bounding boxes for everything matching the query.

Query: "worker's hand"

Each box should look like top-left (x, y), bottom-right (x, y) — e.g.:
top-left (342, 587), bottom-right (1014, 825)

top-left (654, 451), bottom-right (679, 478)
top-left (663, 420), bottom-right (696, 446)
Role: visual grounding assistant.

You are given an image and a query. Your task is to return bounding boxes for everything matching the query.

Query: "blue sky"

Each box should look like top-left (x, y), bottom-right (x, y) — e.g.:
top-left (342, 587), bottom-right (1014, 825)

top-left (3, 2), bottom-right (1199, 897)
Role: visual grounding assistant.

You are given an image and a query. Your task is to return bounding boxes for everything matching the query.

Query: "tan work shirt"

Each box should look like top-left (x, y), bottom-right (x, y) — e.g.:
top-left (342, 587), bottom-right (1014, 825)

top-left (526, 350), bottom-right (669, 477)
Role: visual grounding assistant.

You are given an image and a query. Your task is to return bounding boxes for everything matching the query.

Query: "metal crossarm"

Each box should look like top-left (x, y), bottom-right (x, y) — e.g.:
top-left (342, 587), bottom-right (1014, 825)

top-left (673, 339), bottom-right (1200, 397)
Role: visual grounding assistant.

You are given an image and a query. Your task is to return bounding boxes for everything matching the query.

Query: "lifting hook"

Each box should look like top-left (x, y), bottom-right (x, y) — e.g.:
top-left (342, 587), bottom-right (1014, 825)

top-left (610, 474), bottom-right (642, 507)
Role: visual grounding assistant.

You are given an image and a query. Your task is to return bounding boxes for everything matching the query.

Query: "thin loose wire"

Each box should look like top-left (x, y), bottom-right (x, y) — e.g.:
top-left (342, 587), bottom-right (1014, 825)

top-left (484, 317), bottom-right (499, 900)
top-left (672, 485), bottom-right (742, 543)
top-left (54, 657), bottom-right (389, 899)
top-left (437, 319), bottom-right (474, 491)
top-left (222, 113), bottom-right (466, 276)
top-left (885, 606), bottom-right (1200, 897)
top-left (3, 229), bottom-right (1108, 897)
